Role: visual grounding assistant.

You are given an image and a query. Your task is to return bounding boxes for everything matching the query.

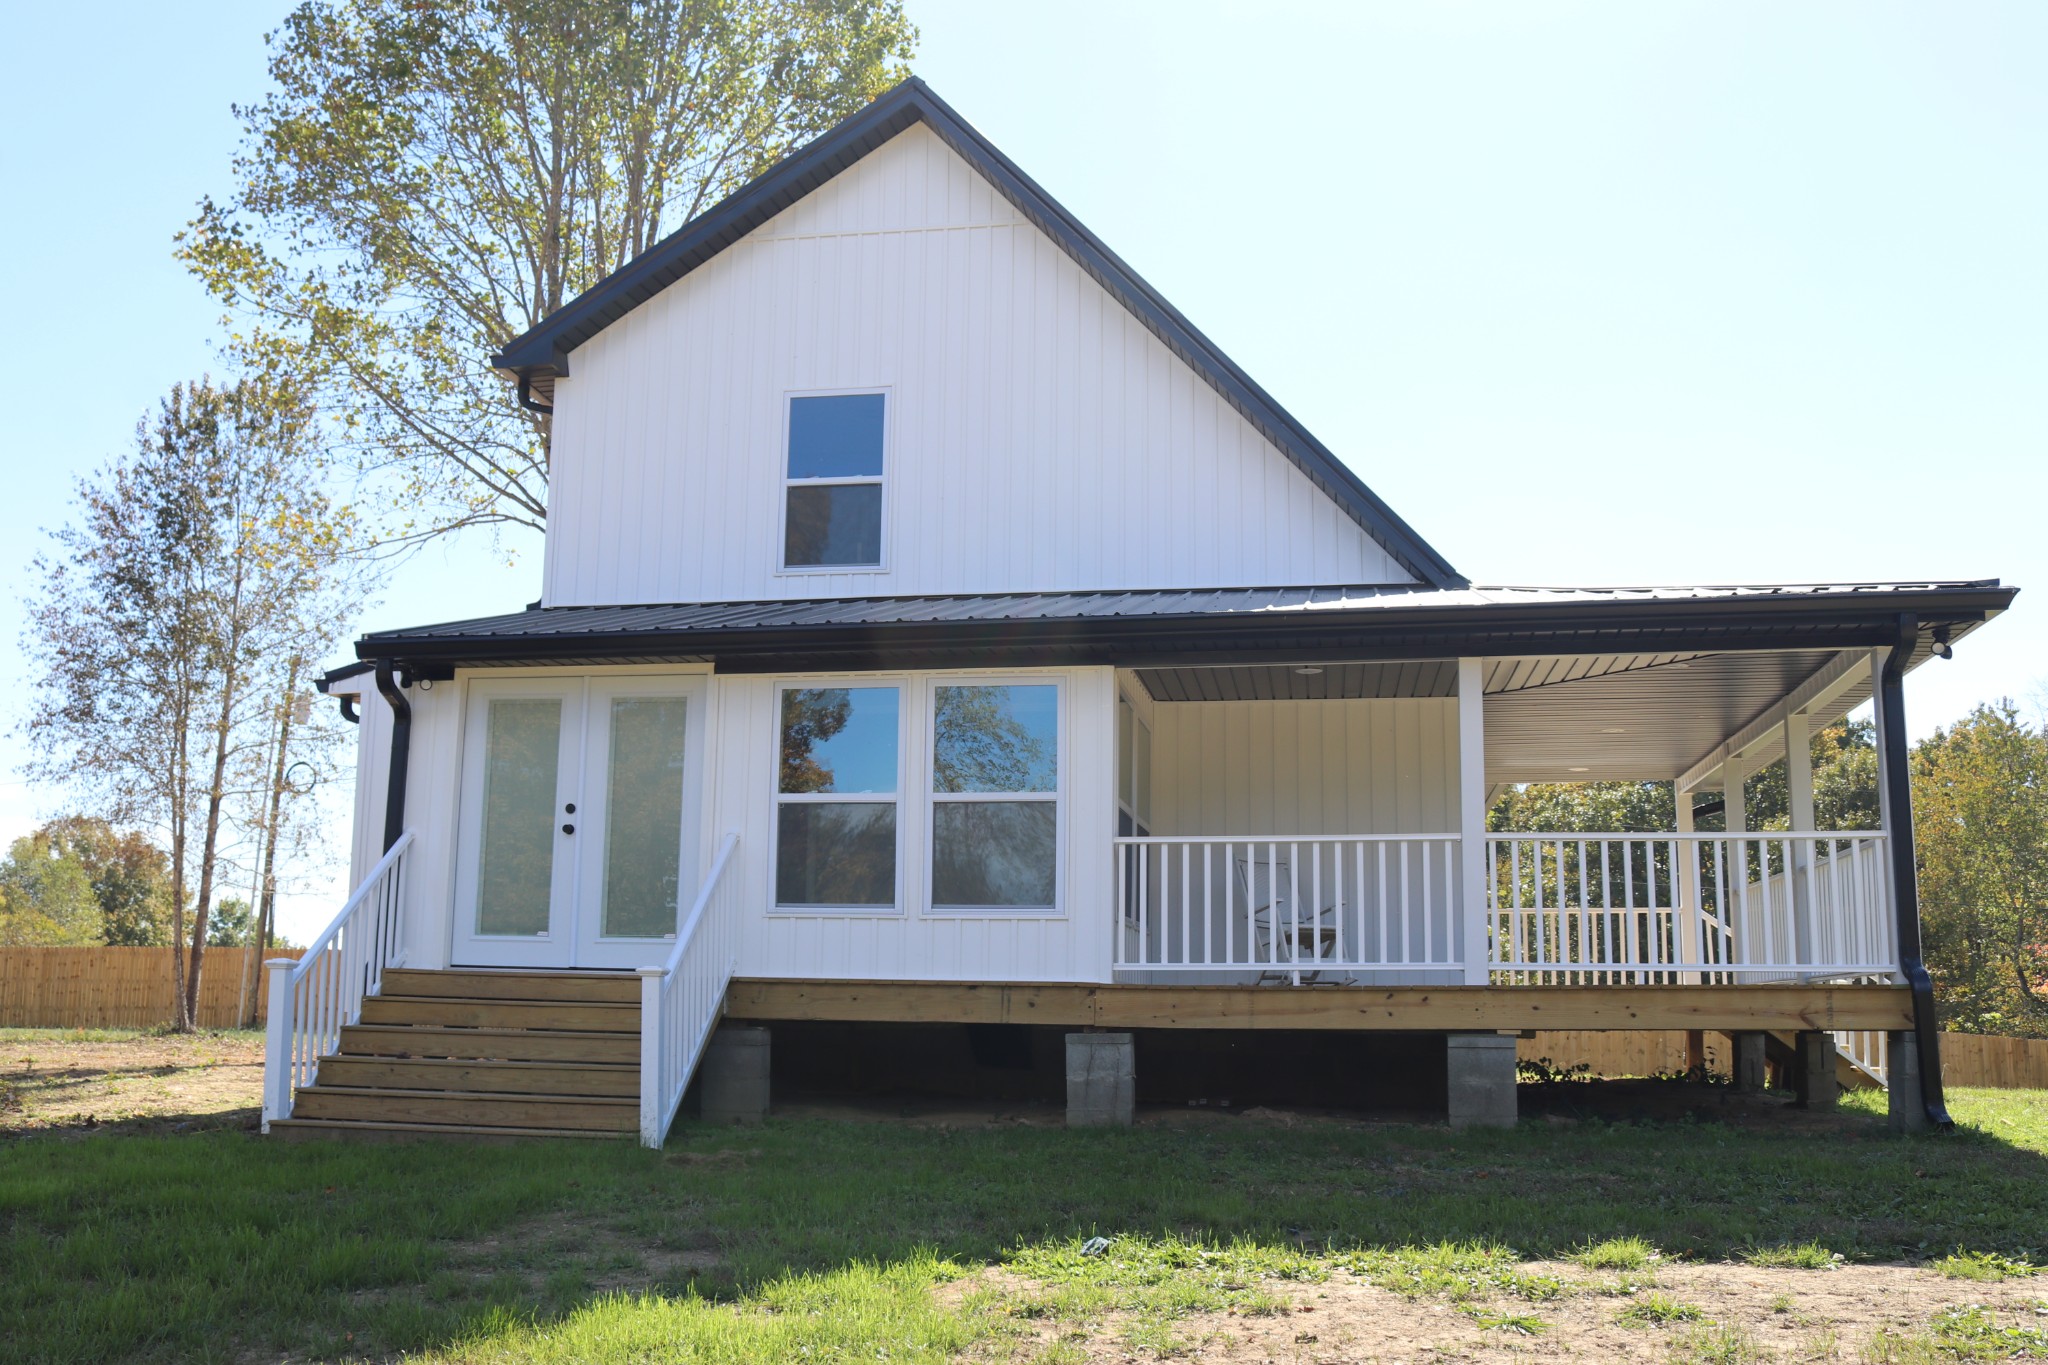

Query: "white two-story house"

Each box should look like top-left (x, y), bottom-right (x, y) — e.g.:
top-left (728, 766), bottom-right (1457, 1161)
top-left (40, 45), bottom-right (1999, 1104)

top-left (271, 78), bottom-right (2014, 1145)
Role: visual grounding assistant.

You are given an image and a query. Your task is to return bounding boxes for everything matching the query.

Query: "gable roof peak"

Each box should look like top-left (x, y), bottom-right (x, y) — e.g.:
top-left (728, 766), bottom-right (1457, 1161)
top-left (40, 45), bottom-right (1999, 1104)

top-left (493, 76), bottom-right (1465, 589)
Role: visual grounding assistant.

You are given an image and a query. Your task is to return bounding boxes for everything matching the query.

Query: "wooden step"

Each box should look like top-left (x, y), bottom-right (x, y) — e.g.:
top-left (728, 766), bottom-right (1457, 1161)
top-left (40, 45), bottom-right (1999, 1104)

top-left (383, 968), bottom-right (641, 1005)
top-left (359, 994), bottom-right (639, 1033)
top-left (292, 1085), bottom-right (637, 1133)
top-left (313, 1055), bottom-right (638, 1097)
top-left (337, 1024), bottom-right (641, 1065)
top-left (270, 1117), bottom-right (628, 1144)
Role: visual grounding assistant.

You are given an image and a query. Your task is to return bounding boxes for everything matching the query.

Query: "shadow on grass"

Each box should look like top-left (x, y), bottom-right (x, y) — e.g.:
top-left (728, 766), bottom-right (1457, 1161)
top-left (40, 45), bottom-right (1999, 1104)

top-left (3, 1085), bottom-right (2045, 1363)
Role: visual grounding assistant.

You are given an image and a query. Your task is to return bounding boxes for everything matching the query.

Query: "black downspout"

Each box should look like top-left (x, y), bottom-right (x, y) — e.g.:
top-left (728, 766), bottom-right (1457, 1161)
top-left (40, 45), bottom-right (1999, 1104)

top-left (1880, 613), bottom-right (1952, 1129)
top-left (373, 659), bottom-right (413, 854)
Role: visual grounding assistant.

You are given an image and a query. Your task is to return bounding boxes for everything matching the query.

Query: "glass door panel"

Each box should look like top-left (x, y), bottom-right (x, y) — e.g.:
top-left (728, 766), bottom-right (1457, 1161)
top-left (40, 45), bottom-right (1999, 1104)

top-left (475, 698), bottom-right (564, 936)
top-left (599, 696), bottom-right (690, 937)
top-left (573, 678), bottom-right (705, 968)
top-left (452, 681), bottom-right (581, 968)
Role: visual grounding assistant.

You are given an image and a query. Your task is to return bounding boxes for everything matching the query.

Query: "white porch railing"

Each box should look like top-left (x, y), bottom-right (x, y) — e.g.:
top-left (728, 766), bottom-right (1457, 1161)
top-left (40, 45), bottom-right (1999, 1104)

top-left (638, 832), bottom-right (742, 1148)
top-left (1485, 833), bottom-right (1894, 984)
top-left (1834, 1029), bottom-right (1889, 1086)
top-left (1112, 835), bottom-right (1464, 980)
top-left (261, 831), bottom-right (412, 1130)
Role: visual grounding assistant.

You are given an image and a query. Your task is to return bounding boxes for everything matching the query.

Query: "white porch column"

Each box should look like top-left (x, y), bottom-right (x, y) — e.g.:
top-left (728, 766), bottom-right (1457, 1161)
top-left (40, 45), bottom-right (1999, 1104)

top-left (1785, 710), bottom-right (1817, 964)
top-left (1456, 658), bottom-right (1490, 985)
top-left (1868, 650), bottom-right (1895, 834)
top-left (1674, 782), bottom-right (1700, 982)
top-left (1722, 767), bottom-right (1747, 835)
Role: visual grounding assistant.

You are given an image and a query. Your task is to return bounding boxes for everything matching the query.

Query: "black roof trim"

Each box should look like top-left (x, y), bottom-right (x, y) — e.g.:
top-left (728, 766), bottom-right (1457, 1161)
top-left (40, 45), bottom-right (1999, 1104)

top-left (491, 77), bottom-right (1466, 589)
top-left (357, 580), bottom-right (2015, 674)
top-left (315, 658), bottom-right (377, 692)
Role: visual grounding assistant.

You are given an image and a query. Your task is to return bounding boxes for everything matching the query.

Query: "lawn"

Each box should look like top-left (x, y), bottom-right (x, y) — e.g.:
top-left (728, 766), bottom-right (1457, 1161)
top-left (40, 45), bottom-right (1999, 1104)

top-left (3, 1033), bottom-right (2047, 1363)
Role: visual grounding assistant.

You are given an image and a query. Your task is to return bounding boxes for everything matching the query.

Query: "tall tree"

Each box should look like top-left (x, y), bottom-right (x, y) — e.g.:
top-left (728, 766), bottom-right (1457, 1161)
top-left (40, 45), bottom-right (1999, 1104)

top-left (181, 0), bottom-right (915, 544)
top-left (1913, 702), bottom-right (2048, 1035)
top-left (25, 817), bottom-right (177, 947)
top-left (22, 377), bottom-right (353, 1030)
top-left (0, 837), bottom-right (103, 946)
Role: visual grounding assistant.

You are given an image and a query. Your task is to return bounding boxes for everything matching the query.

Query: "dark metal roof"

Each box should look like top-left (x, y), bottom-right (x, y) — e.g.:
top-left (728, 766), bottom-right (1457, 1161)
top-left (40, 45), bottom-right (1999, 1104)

top-left (344, 580), bottom-right (2015, 678)
top-left (489, 77), bottom-right (1465, 589)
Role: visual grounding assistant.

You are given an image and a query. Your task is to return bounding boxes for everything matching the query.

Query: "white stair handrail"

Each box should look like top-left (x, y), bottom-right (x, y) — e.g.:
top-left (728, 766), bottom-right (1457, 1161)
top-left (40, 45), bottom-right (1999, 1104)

top-left (639, 832), bottom-right (742, 1147)
top-left (262, 830), bottom-right (413, 1130)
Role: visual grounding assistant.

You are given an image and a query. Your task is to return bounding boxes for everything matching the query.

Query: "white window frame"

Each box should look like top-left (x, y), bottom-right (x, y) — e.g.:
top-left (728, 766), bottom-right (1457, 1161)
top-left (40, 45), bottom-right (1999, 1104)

top-left (768, 677), bottom-right (906, 916)
top-left (923, 675), bottom-right (1066, 918)
top-left (776, 386), bottom-right (891, 575)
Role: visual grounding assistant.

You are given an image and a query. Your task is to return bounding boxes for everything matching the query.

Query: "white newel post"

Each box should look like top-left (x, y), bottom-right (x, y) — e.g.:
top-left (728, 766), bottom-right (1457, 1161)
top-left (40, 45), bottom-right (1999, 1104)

top-left (261, 958), bottom-right (296, 1131)
top-left (638, 966), bottom-right (667, 1148)
top-left (1456, 658), bottom-right (1489, 985)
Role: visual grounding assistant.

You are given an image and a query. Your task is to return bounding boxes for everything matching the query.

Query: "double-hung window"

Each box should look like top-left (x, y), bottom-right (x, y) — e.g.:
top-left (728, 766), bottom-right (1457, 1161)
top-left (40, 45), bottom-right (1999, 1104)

top-left (930, 683), bottom-right (1060, 911)
top-left (782, 392), bottom-right (885, 570)
top-left (774, 684), bottom-right (900, 909)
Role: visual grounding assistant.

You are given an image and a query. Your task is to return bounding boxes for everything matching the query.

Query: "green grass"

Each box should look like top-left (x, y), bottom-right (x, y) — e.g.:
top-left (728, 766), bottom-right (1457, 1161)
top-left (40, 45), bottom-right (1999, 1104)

top-left (1, 1086), bottom-right (2046, 1362)
top-left (1617, 1291), bottom-right (1705, 1326)
top-left (1739, 1240), bottom-right (1843, 1269)
top-left (1573, 1234), bottom-right (1661, 1271)
top-left (1866, 1304), bottom-right (2048, 1362)
top-left (1933, 1249), bottom-right (2041, 1282)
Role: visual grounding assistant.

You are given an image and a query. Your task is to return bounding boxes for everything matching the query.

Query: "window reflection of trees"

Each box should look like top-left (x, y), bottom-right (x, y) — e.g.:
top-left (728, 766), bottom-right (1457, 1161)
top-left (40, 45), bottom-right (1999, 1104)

top-left (933, 687), bottom-right (1054, 794)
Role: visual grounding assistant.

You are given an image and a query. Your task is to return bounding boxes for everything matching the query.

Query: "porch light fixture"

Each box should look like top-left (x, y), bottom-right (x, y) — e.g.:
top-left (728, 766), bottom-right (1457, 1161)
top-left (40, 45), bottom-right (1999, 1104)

top-left (1293, 666), bottom-right (1323, 675)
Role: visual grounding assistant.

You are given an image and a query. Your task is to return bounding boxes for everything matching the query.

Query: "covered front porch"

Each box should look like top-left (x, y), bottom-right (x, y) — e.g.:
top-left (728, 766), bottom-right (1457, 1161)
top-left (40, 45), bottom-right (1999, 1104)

top-left (1110, 648), bottom-right (1901, 990)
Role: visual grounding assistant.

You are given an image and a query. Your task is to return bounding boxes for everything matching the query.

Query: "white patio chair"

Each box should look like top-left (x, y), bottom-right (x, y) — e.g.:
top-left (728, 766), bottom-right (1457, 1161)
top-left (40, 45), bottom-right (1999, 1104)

top-left (1233, 855), bottom-right (1345, 984)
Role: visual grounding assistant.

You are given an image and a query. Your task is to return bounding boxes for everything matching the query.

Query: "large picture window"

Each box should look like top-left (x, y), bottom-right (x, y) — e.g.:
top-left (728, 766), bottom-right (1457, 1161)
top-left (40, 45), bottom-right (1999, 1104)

top-left (930, 683), bottom-right (1060, 910)
top-left (774, 685), bottom-right (900, 909)
top-left (782, 393), bottom-right (884, 569)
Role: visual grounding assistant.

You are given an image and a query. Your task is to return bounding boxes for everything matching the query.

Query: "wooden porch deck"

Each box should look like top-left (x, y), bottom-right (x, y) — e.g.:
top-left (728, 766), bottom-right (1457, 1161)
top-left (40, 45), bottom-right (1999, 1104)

top-left (725, 979), bottom-right (1915, 1033)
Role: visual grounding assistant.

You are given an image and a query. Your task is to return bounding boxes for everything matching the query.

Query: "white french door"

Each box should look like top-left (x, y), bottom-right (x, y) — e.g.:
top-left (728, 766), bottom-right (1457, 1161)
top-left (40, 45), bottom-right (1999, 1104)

top-left (452, 675), bottom-right (706, 969)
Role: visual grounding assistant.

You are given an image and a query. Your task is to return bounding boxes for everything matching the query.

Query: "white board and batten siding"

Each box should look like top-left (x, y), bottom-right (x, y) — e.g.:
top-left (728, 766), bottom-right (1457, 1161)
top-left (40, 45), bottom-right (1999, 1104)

top-left (1149, 699), bottom-right (1460, 839)
top-left (327, 674), bottom-right (468, 971)
top-left (712, 667), bottom-right (1118, 984)
top-left (542, 122), bottom-right (1415, 606)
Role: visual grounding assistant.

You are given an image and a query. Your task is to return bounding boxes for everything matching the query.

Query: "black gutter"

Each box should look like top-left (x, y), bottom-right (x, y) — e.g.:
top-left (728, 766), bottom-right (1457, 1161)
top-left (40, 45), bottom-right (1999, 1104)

top-left (372, 659), bottom-right (412, 854)
top-left (356, 588), bottom-right (2010, 673)
top-left (516, 373), bottom-right (553, 416)
top-left (1879, 614), bottom-right (1952, 1130)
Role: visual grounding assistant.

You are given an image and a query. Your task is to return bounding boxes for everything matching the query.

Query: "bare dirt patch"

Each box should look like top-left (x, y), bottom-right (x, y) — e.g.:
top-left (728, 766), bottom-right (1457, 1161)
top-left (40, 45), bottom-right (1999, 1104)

top-left (452, 1206), bottom-right (726, 1297)
top-left (959, 1260), bottom-right (2048, 1363)
top-left (0, 1028), bottom-right (265, 1137)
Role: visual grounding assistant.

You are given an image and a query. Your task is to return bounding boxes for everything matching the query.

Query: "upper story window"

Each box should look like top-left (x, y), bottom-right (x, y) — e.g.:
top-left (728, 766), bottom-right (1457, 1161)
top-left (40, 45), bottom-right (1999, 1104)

top-left (782, 392), bottom-right (885, 570)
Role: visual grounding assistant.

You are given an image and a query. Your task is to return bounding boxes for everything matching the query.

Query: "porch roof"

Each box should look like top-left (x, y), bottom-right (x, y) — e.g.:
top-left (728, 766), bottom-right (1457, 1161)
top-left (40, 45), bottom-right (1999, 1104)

top-left (349, 580), bottom-right (2011, 677)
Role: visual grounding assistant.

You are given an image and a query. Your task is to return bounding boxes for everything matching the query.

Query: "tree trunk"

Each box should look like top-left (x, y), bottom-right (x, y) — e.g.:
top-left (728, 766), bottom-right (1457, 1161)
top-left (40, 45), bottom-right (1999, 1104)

top-left (182, 678), bottom-right (239, 1032)
top-left (244, 661), bottom-right (299, 1026)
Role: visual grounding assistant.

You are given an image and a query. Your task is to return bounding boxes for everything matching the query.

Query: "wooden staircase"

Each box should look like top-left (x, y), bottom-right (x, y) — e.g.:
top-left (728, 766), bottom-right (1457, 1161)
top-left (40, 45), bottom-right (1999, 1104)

top-left (269, 968), bottom-right (643, 1141)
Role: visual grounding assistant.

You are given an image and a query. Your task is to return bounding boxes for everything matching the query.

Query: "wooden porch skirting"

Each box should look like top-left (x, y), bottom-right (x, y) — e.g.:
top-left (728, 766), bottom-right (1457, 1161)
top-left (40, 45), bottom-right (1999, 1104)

top-left (725, 980), bottom-right (1915, 1033)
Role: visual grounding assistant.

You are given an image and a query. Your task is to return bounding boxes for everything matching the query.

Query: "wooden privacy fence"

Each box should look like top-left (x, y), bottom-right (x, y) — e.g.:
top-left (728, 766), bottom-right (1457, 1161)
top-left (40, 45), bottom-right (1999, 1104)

top-left (1937, 1032), bottom-right (2048, 1091)
top-left (1521, 1029), bottom-right (2048, 1091)
top-left (0, 946), bottom-right (305, 1030)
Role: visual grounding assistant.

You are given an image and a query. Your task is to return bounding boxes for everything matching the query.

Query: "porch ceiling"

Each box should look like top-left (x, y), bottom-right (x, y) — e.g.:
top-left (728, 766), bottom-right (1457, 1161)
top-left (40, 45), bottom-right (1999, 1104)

top-left (1481, 648), bottom-right (1869, 785)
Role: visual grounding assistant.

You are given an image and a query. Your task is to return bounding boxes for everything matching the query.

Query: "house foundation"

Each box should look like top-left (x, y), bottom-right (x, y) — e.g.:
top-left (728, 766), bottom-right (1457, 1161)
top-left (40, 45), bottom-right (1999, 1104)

top-left (1887, 1030), bottom-right (1932, 1133)
top-left (1795, 1031), bottom-right (1840, 1109)
top-left (1066, 1032), bottom-right (1136, 1127)
top-left (1733, 1032), bottom-right (1768, 1093)
top-left (1446, 1032), bottom-right (1518, 1129)
top-left (700, 1025), bottom-right (772, 1125)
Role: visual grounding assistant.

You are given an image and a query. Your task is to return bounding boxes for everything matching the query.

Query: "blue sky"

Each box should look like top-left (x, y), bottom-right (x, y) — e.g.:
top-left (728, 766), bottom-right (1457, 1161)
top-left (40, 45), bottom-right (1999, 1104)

top-left (1, 2), bottom-right (2040, 940)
